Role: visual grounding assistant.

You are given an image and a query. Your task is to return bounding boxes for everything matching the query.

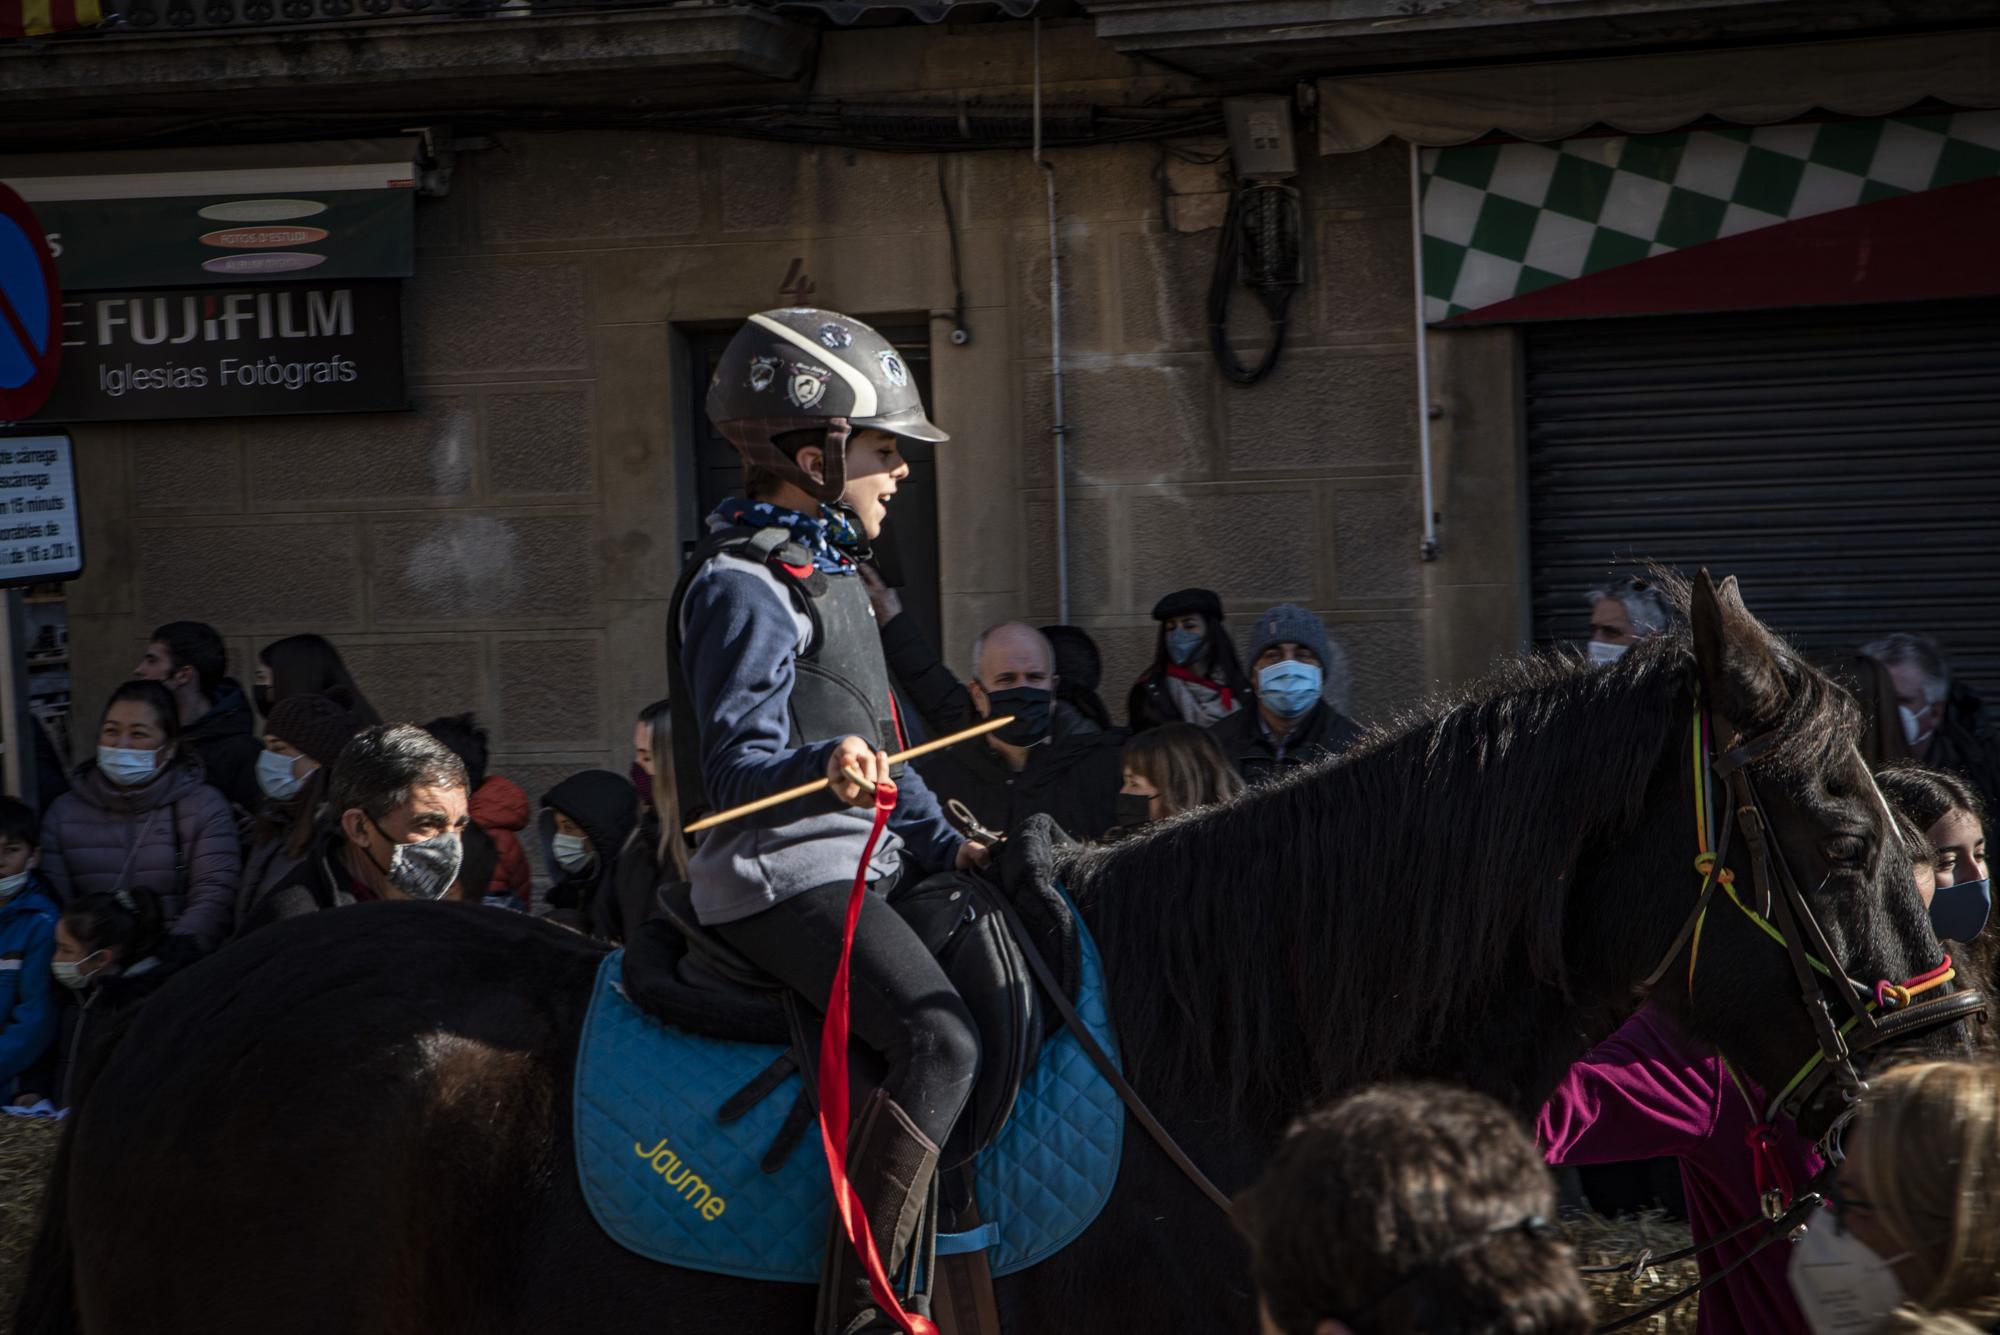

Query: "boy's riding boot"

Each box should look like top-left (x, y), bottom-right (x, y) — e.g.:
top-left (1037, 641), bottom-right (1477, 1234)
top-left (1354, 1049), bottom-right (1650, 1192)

top-left (816, 1090), bottom-right (943, 1335)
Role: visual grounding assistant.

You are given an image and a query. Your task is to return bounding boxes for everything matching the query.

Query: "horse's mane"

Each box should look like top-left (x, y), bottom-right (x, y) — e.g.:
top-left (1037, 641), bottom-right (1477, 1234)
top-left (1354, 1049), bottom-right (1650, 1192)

top-left (1065, 594), bottom-right (1858, 1125)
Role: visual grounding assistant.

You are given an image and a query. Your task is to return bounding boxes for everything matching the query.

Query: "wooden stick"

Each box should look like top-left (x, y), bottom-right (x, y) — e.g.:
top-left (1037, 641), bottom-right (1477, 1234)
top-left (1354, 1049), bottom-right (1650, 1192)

top-left (682, 715), bottom-right (1016, 835)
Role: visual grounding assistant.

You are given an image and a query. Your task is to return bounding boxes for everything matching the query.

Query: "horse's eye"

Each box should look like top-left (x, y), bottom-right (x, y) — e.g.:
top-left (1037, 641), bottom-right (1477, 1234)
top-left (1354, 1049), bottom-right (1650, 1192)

top-left (1822, 834), bottom-right (1868, 866)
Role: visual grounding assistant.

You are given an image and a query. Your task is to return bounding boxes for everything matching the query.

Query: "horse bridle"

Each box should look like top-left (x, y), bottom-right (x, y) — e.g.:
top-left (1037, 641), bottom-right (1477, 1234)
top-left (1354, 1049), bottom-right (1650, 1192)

top-left (1597, 702), bottom-right (1989, 1334)
top-left (1642, 704), bottom-right (1986, 1147)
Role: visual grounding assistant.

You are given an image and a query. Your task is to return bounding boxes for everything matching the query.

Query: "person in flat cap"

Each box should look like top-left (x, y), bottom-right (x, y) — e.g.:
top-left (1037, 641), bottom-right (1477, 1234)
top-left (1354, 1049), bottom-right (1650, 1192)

top-left (1208, 604), bottom-right (1362, 786)
top-left (1127, 587), bottom-right (1254, 734)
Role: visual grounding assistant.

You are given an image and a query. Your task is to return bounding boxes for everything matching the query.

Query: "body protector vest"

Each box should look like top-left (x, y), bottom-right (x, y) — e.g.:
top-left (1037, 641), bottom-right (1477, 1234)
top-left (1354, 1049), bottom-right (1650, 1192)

top-left (666, 526), bottom-right (904, 833)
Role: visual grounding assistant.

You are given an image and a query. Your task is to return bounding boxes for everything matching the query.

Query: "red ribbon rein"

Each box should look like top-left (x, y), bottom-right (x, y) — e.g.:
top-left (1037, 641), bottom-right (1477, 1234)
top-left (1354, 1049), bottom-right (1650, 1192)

top-left (816, 778), bottom-right (937, 1335)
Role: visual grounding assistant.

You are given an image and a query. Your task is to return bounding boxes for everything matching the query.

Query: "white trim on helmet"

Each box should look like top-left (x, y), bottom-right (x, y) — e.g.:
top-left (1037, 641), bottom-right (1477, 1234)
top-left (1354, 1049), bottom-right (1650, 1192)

top-left (747, 313), bottom-right (879, 419)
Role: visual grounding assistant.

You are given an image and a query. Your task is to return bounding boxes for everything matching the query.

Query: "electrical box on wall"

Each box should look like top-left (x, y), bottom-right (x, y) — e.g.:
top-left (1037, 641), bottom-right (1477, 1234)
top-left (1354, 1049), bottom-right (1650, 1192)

top-left (1223, 96), bottom-right (1297, 180)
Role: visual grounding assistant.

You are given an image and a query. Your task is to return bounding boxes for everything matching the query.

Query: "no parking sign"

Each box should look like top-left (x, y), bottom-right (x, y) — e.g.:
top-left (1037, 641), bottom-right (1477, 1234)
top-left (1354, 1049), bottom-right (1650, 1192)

top-left (0, 183), bottom-right (61, 424)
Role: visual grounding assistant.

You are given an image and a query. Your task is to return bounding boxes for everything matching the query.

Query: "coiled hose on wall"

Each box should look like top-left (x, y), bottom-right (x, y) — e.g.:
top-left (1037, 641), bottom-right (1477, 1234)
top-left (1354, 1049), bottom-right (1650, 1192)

top-left (1208, 181), bottom-right (1305, 386)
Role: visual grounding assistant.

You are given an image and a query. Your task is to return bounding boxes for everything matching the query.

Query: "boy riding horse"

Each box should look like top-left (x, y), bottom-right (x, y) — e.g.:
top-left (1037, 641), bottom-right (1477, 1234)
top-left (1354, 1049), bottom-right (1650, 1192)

top-left (666, 308), bottom-right (988, 1335)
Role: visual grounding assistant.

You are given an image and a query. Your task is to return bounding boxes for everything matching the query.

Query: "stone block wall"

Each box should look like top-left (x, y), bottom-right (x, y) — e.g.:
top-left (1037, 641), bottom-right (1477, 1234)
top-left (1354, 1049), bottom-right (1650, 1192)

top-left (1011, 136), bottom-right (1433, 724)
top-left (64, 21), bottom-right (1520, 836)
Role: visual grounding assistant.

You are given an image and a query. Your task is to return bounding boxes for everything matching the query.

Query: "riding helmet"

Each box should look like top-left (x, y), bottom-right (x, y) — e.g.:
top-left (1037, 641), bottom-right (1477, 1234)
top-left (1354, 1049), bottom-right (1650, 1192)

top-left (706, 308), bottom-right (948, 502)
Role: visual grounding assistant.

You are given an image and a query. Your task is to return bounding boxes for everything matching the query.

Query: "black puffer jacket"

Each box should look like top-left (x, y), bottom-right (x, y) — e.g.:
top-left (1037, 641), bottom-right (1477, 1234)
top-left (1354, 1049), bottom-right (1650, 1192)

top-left (540, 770), bottom-right (639, 939)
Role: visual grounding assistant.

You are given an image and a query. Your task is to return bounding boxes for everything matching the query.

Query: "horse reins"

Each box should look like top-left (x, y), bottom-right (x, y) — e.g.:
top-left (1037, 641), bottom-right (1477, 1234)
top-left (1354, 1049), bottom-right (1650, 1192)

top-left (1644, 704), bottom-right (1983, 1142)
top-left (1587, 1165), bottom-right (1834, 1334)
top-left (1601, 701), bottom-right (1989, 1332)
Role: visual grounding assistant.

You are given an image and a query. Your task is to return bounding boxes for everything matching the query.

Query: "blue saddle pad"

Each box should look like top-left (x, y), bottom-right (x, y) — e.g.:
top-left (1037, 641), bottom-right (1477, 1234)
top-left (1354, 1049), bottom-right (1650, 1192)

top-left (573, 904), bottom-right (1123, 1283)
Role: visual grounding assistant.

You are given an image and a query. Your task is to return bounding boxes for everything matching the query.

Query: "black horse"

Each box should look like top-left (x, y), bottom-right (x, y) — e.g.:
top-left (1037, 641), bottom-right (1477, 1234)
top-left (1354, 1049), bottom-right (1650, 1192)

top-left (19, 575), bottom-right (1980, 1334)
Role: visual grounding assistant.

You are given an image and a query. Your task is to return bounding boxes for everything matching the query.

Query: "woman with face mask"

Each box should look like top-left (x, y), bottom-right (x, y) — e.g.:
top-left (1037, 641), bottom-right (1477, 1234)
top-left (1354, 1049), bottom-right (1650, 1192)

top-left (1787, 1061), bottom-right (2000, 1335)
top-left (1876, 765), bottom-right (1990, 948)
top-left (606, 700), bottom-right (687, 946)
top-left (237, 694), bottom-right (362, 934)
top-left (1115, 723), bottom-right (1244, 833)
top-left (10, 887), bottom-right (165, 1112)
top-left (39, 681), bottom-right (243, 960)
top-left (1128, 588), bottom-right (1252, 734)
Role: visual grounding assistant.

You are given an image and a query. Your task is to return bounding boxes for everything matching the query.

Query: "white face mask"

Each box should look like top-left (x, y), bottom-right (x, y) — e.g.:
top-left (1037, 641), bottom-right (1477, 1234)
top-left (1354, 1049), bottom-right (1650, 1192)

top-left (97, 745), bottom-right (161, 786)
top-left (551, 832), bottom-right (593, 873)
top-left (51, 950), bottom-right (105, 992)
top-left (1787, 1211), bottom-right (1909, 1335)
top-left (0, 870), bottom-right (27, 899)
top-left (1898, 704), bottom-right (1934, 748)
top-left (256, 748), bottom-right (308, 802)
top-left (1587, 640), bottom-right (1629, 666)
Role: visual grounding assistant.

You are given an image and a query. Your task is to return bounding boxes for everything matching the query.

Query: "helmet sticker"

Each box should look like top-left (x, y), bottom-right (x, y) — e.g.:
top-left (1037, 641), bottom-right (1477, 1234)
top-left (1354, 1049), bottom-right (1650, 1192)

top-left (748, 355), bottom-right (780, 393)
top-left (787, 363), bottom-right (832, 409)
top-left (876, 348), bottom-right (910, 388)
top-left (818, 322), bottom-right (853, 349)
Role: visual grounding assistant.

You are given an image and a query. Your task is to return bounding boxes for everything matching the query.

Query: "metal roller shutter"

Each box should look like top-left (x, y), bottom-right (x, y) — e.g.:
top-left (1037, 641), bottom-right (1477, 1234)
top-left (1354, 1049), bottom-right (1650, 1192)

top-left (1526, 299), bottom-right (2000, 697)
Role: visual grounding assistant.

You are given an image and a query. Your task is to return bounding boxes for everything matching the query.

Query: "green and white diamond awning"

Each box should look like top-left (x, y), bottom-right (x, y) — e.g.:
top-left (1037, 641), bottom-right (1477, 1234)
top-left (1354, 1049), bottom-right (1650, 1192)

top-left (1420, 109), bottom-right (2000, 324)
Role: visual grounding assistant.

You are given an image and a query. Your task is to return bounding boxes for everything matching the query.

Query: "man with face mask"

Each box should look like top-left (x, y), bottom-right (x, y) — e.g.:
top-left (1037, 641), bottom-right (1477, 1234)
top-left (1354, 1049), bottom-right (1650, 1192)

top-left (1584, 576), bottom-right (1675, 667)
top-left (906, 621), bottom-right (1127, 844)
top-left (1209, 605), bottom-right (1362, 787)
top-left (237, 724), bottom-right (471, 934)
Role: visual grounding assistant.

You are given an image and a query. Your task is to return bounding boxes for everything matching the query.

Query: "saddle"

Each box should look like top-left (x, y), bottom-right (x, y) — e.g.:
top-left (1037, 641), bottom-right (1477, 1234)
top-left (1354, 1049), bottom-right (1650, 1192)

top-left (589, 817), bottom-right (1112, 1331)
top-left (622, 815), bottom-right (1084, 1174)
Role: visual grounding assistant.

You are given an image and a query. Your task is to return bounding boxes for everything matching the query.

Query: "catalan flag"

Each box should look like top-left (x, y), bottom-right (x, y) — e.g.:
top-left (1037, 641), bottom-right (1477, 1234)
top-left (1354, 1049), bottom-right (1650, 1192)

top-left (1, 0), bottom-right (102, 37)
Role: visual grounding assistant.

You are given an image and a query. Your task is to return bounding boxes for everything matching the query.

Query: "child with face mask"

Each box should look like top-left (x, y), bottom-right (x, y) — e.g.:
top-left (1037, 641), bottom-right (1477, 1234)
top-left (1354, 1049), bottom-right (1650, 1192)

top-left (39, 681), bottom-right (242, 959)
top-left (12, 887), bottom-right (164, 1112)
top-left (1786, 1061), bottom-right (2000, 1335)
top-left (538, 770), bottom-right (639, 941)
top-left (0, 797), bottom-right (60, 1109)
top-left (1875, 765), bottom-right (1990, 947)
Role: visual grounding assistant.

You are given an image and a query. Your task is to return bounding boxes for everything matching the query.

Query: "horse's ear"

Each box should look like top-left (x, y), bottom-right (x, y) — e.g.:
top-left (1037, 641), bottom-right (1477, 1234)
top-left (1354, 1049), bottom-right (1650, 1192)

top-left (1690, 569), bottom-right (1786, 724)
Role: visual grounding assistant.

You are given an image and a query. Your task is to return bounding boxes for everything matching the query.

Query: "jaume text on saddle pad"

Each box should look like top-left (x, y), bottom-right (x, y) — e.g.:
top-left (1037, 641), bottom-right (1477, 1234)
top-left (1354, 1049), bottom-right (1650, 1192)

top-left (634, 1137), bottom-right (729, 1222)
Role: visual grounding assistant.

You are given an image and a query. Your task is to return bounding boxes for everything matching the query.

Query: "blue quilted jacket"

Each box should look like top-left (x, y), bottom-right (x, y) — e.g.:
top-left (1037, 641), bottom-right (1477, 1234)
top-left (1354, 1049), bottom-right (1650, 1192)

top-left (0, 879), bottom-right (60, 1090)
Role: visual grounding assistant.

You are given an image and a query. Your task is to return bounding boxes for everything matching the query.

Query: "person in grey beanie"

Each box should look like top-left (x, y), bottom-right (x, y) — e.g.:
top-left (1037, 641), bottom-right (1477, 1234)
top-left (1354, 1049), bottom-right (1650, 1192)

top-left (1207, 603), bottom-right (1363, 786)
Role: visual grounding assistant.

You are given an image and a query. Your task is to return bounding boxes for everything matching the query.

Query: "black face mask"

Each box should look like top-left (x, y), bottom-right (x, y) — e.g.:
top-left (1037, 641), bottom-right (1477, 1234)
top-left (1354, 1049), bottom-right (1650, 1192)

top-left (1113, 792), bottom-right (1153, 829)
top-left (253, 684), bottom-right (273, 718)
top-left (983, 686), bottom-right (1052, 747)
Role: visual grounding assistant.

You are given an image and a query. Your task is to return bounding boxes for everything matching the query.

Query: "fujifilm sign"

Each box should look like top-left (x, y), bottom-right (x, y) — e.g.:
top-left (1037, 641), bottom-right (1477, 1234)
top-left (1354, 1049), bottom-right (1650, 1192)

top-left (31, 279), bottom-right (406, 423)
top-left (90, 287), bottom-right (354, 347)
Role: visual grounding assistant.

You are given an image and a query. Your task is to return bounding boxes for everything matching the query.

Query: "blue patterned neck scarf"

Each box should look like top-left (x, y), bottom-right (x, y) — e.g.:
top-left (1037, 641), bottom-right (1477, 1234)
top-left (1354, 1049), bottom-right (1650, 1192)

top-left (711, 497), bottom-right (860, 574)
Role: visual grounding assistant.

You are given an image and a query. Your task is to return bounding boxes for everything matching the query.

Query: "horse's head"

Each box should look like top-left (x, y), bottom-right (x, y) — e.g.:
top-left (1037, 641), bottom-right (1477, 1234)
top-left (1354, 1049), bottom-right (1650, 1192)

top-left (1657, 571), bottom-right (1984, 1143)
